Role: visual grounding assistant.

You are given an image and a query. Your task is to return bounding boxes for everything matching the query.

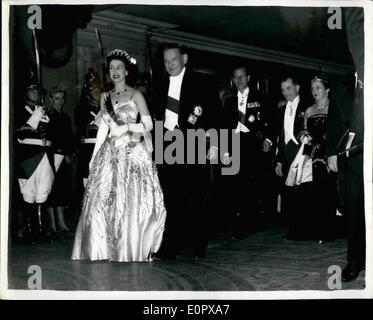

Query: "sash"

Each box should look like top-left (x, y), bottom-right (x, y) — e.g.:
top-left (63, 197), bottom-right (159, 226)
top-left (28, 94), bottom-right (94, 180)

top-left (164, 96), bottom-right (180, 131)
top-left (105, 95), bottom-right (125, 125)
top-left (166, 96), bottom-right (180, 114)
top-left (238, 109), bottom-right (246, 126)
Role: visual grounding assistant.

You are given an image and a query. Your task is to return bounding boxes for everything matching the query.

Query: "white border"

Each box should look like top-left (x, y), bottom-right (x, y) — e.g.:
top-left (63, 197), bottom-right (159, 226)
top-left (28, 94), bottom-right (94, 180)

top-left (1, 0), bottom-right (10, 301)
top-left (1, 0), bottom-right (372, 300)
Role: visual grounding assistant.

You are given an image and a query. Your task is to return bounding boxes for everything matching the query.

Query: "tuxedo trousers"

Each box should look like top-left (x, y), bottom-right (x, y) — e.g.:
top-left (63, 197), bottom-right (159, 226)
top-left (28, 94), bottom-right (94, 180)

top-left (157, 161), bottom-right (210, 256)
top-left (227, 133), bottom-right (263, 236)
top-left (338, 154), bottom-right (365, 267)
top-left (287, 172), bottom-right (337, 240)
top-left (278, 140), bottom-right (302, 234)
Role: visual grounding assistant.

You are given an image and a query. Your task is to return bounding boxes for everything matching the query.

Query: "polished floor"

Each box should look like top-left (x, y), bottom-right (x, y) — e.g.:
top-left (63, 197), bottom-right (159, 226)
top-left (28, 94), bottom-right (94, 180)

top-left (8, 225), bottom-right (365, 292)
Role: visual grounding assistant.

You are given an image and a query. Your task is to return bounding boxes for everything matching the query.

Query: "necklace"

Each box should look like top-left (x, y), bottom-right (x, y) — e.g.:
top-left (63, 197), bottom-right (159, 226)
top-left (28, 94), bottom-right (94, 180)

top-left (114, 88), bottom-right (128, 95)
top-left (316, 98), bottom-right (329, 110)
top-left (316, 104), bottom-right (328, 110)
top-left (113, 88), bottom-right (130, 104)
top-left (113, 87), bottom-right (133, 105)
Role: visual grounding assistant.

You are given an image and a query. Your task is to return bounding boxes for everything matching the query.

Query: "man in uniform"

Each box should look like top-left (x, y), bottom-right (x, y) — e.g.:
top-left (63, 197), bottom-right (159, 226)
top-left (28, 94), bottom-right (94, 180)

top-left (16, 82), bottom-right (55, 243)
top-left (75, 68), bottom-right (102, 190)
top-left (221, 66), bottom-right (269, 238)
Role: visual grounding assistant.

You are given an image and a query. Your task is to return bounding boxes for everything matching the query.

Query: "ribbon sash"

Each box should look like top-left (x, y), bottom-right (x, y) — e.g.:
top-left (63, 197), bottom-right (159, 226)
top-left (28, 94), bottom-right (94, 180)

top-left (166, 96), bottom-right (180, 114)
top-left (238, 109), bottom-right (246, 125)
top-left (105, 96), bottom-right (125, 125)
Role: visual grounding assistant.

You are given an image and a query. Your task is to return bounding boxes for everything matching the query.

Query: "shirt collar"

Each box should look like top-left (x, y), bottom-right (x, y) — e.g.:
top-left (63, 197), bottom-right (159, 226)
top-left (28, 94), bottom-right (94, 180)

top-left (169, 66), bottom-right (186, 81)
top-left (53, 106), bottom-right (62, 113)
top-left (237, 87), bottom-right (249, 98)
top-left (287, 95), bottom-right (300, 106)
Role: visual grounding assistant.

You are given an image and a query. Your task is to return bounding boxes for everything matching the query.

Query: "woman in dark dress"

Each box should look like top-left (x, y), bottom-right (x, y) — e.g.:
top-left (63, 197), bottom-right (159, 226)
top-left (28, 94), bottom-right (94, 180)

top-left (300, 75), bottom-right (337, 243)
top-left (46, 85), bottom-right (74, 237)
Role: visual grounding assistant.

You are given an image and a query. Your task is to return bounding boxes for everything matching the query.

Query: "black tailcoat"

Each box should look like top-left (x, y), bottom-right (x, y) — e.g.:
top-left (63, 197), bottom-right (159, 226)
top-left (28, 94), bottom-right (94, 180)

top-left (152, 67), bottom-right (219, 257)
top-left (268, 97), bottom-right (309, 176)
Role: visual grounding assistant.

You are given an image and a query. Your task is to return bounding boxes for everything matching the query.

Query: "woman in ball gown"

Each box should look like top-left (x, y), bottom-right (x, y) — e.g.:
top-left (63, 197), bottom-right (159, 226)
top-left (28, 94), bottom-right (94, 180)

top-left (72, 49), bottom-right (166, 262)
top-left (299, 75), bottom-right (337, 243)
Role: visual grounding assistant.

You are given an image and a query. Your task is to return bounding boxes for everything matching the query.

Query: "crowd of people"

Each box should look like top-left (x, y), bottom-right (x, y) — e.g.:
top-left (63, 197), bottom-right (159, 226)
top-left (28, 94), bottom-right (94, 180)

top-left (14, 41), bottom-right (365, 282)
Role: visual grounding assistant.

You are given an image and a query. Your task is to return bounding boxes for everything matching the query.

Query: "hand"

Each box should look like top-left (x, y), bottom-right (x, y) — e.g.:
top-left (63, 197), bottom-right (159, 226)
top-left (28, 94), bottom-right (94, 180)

top-left (33, 106), bottom-right (45, 120)
top-left (300, 133), bottom-right (312, 144)
top-left (328, 155), bottom-right (338, 172)
top-left (102, 92), bottom-right (109, 101)
top-left (275, 163), bottom-right (284, 177)
top-left (222, 153), bottom-right (231, 166)
top-left (111, 124), bottom-right (129, 137)
top-left (26, 106), bottom-right (45, 129)
top-left (207, 146), bottom-right (218, 161)
top-left (34, 105), bottom-right (50, 123)
top-left (262, 140), bottom-right (272, 153)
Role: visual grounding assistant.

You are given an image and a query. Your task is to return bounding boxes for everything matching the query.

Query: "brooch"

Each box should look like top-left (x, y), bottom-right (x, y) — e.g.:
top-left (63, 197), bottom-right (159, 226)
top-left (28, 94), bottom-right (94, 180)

top-left (188, 105), bottom-right (203, 125)
top-left (248, 115), bottom-right (255, 123)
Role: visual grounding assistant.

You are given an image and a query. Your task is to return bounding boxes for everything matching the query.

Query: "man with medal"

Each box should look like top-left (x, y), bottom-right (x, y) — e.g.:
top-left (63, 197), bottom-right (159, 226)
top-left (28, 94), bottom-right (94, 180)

top-left (221, 66), bottom-right (268, 239)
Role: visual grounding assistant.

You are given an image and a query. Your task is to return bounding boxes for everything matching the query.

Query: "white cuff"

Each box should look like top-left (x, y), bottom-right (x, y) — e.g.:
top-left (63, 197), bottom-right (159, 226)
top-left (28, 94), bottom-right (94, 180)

top-left (141, 115), bottom-right (153, 131)
top-left (54, 154), bottom-right (64, 172)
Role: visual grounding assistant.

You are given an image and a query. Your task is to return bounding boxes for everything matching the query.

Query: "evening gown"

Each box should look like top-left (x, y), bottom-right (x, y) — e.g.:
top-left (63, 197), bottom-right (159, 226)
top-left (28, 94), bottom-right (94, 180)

top-left (300, 113), bottom-right (337, 240)
top-left (72, 98), bottom-right (166, 262)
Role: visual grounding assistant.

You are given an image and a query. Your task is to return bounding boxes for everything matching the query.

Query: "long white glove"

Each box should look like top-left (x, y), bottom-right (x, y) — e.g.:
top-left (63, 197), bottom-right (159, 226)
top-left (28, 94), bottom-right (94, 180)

top-left (130, 115), bottom-right (153, 132)
top-left (140, 115), bottom-right (153, 153)
top-left (26, 106), bottom-right (44, 130)
top-left (110, 115), bottom-right (153, 136)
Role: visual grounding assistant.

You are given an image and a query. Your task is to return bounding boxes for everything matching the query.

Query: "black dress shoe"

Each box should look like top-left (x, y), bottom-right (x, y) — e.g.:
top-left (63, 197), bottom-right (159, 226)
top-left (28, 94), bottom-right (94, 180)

top-left (193, 250), bottom-right (206, 259)
top-left (282, 232), bottom-right (303, 241)
top-left (57, 227), bottom-right (74, 239)
top-left (152, 252), bottom-right (177, 261)
top-left (193, 254), bottom-right (205, 260)
top-left (232, 233), bottom-right (246, 240)
top-left (282, 234), bottom-right (296, 241)
top-left (342, 261), bottom-right (363, 282)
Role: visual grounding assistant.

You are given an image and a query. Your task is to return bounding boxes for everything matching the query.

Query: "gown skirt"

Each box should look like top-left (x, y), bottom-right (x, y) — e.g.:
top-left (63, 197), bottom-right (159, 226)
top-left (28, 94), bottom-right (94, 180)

top-left (71, 136), bottom-right (166, 262)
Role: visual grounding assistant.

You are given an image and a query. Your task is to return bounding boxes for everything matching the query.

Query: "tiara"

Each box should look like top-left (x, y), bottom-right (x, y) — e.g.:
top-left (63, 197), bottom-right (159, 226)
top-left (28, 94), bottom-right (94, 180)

top-left (311, 76), bottom-right (322, 82)
top-left (107, 49), bottom-right (137, 65)
top-left (311, 75), bottom-right (328, 83)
